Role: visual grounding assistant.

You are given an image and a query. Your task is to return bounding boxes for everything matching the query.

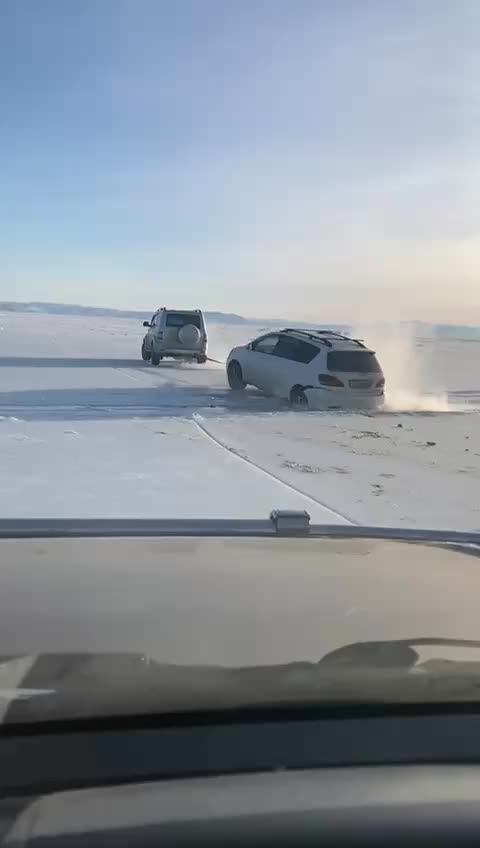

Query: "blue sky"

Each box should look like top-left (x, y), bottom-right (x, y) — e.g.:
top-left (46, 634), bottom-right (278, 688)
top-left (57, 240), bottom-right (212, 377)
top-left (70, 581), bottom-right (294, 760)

top-left (1, 0), bottom-right (479, 322)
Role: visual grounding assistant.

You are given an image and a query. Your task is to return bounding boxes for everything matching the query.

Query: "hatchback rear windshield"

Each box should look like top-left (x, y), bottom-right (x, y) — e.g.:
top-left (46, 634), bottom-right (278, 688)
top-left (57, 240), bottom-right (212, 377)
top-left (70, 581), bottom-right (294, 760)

top-left (165, 313), bottom-right (202, 329)
top-left (327, 351), bottom-right (381, 373)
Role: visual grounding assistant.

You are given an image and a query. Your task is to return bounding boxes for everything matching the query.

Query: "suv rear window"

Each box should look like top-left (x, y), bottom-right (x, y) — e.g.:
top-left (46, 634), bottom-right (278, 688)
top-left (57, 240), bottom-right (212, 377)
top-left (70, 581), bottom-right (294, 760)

top-left (327, 351), bottom-right (381, 373)
top-left (165, 313), bottom-right (202, 329)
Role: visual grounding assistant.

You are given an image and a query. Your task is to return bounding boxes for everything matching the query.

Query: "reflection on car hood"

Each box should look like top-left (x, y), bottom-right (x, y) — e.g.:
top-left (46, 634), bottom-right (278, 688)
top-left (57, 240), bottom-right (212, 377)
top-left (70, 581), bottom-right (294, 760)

top-left (1, 530), bottom-right (480, 723)
top-left (4, 639), bottom-right (480, 724)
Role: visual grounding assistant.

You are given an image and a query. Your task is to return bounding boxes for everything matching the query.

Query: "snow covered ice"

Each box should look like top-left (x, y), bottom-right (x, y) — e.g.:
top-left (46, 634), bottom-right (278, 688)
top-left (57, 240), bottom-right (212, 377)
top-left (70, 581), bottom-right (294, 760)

top-left (0, 312), bottom-right (478, 529)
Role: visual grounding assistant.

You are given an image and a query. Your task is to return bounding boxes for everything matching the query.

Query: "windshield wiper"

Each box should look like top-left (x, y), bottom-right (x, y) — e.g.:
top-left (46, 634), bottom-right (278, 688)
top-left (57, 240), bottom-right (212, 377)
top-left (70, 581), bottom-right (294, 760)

top-left (0, 513), bottom-right (478, 545)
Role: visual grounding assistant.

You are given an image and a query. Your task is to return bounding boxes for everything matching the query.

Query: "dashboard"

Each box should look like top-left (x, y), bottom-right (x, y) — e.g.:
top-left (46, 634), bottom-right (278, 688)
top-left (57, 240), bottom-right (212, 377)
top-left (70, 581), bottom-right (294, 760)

top-left (3, 707), bottom-right (480, 845)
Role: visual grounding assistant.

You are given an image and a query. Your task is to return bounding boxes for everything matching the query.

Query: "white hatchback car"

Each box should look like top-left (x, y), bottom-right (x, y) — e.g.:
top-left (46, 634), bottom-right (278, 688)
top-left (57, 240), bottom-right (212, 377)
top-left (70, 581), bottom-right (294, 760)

top-left (226, 328), bottom-right (385, 410)
top-left (142, 308), bottom-right (208, 365)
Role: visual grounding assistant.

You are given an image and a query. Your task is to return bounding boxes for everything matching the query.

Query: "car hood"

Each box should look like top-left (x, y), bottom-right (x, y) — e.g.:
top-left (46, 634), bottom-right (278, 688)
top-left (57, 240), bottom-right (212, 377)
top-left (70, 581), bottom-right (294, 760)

top-left (1, 529), bottom-right (480, 722)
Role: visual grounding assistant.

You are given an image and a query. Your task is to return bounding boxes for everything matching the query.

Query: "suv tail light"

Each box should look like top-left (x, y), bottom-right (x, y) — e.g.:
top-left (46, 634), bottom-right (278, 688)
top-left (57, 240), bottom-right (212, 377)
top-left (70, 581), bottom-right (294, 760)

top-left (319, 374), bottom-right (344, 387)
top-left (376, 377), bottom-right (385, 388)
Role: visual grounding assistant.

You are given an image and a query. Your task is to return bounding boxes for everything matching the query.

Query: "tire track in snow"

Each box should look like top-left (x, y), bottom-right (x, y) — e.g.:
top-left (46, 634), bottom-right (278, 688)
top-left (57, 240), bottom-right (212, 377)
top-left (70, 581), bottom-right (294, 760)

top-left (193, 415), bottom-right (356, 526)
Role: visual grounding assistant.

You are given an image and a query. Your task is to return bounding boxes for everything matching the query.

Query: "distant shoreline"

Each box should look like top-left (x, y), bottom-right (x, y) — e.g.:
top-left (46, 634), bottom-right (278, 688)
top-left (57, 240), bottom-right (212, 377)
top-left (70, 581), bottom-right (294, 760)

top-left (0, 301), bottom-right (479, 338)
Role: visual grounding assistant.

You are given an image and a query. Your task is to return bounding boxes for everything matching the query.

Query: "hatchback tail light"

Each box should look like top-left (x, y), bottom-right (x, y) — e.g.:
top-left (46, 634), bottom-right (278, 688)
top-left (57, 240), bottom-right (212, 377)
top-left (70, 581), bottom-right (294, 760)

top-left (319, 374), bottom-right (344, 387)
top-left (376, 377), bottom-right (385, 388)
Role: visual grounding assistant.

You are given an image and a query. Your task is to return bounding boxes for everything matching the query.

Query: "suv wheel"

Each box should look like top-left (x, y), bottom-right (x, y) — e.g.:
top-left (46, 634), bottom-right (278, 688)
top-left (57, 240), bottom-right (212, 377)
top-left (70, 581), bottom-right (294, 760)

top-left (151, 351), bottom-right (162, 366)
top-left (141, 342), bottom-right (152, 362)
top-left (290, 385), bottom-right (309, 410)
top-left (197, 354), bottom-right (207, 364)
top-left (227, 361), bottom-right (246, 390)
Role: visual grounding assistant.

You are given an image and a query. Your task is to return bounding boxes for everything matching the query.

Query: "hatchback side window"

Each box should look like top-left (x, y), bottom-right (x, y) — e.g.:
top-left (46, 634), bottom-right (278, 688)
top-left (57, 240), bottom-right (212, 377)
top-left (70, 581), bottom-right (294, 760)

top-left (273, 336), bottom-right (318, 364)
top-left (251, 334), bottom-right (280, 355)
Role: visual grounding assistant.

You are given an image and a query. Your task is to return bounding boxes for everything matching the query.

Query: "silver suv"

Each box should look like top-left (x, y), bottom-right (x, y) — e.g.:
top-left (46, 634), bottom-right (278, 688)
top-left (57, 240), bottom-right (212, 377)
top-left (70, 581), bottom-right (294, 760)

top-left (141, 309), bottom-right (208, 365)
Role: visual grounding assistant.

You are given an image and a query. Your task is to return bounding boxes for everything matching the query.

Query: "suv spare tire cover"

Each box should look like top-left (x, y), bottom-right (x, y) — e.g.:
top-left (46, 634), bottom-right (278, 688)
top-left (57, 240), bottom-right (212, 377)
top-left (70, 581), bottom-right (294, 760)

top-left (178, 324), bottom-right (201, 346)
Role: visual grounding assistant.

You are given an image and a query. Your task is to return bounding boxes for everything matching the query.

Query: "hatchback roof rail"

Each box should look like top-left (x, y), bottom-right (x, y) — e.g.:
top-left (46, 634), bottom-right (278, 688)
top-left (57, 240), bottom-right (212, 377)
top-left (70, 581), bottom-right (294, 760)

top-left (307, 329), bottom-right (366, 346)
top-left (282, 329), bottom-right (333, 347)
top-left (282, 328), bottom-right (366, 348)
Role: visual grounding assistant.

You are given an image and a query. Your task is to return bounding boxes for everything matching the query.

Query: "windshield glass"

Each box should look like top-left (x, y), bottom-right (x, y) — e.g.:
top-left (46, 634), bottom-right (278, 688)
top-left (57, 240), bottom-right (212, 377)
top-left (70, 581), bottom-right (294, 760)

top-left (0, 0), bottom-right (479, 724)
top-left (2, 534), bottom-right (480, 724)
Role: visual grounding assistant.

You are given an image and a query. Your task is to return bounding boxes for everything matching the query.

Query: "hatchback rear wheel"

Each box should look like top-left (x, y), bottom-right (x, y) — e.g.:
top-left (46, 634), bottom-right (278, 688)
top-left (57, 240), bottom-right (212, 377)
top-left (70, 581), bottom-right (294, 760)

top-left (290, 385), bottom-right (309, 410)
top-left (227, 361), bottom-right (246, 390)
